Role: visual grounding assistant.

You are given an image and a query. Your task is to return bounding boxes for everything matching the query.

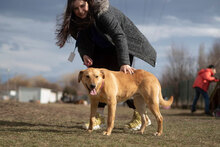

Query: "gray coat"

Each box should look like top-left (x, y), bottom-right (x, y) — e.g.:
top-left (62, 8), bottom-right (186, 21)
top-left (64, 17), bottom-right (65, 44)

top-left (77, 0), bottom-right (156, 67)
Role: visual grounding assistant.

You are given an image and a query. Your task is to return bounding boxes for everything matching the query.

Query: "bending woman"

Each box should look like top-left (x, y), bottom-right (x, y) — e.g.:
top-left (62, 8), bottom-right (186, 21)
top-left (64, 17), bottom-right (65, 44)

top-left (56, 0), bottom-right (156, 130)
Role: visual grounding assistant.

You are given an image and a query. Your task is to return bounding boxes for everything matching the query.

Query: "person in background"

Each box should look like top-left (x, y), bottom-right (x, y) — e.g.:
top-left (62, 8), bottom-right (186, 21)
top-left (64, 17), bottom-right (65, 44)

top-left (56, 0), bottom-right (156, 130)
top-left (191, 65), bottom-right (219, 115)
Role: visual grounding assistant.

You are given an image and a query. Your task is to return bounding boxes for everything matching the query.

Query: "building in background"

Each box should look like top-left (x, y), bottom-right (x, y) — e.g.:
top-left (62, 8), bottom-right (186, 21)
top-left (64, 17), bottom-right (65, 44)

top-left (18, 87), bottom-right (62, 104)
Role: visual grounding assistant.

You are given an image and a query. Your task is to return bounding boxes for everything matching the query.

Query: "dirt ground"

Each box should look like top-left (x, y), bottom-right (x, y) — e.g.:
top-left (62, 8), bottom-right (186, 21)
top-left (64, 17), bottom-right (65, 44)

top-left (0, 100), bottom-right (219, 147)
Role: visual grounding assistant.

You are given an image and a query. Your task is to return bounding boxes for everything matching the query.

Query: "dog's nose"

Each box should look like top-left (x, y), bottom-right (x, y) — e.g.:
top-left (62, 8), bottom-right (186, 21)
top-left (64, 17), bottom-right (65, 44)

top-left (90, 84), bottom-right (96, 89)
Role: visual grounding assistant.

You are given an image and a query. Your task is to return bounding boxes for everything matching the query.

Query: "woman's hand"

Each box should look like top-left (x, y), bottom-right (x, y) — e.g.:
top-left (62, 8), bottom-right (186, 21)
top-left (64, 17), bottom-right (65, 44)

top-left (120, 65), bottom-right (135, 74)
top-left (83, 55), bottom-right (93, 67)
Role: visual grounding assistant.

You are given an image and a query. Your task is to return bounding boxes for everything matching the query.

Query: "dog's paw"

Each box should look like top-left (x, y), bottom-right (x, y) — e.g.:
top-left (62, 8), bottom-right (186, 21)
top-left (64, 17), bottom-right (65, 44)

top-left (103, 131), bottom-right (111, 136)
top-left (154, 132), bottom-right (162, 136)
top-left (103, 131), bottom-right (107, 135)
top-left (139, 130), bottom-right (144, 135)
top-left (88, 129), bottom-right (93, 133)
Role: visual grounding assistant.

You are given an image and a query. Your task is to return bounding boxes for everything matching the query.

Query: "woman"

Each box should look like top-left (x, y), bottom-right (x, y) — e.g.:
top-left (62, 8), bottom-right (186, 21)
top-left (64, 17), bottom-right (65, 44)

top-left (56, 0), bottom-right (156, 130)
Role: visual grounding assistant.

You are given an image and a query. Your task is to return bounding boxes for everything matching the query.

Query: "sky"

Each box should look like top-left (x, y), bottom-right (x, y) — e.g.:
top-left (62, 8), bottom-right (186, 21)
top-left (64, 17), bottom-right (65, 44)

top-left (0, 0), bottom-right (220, 82)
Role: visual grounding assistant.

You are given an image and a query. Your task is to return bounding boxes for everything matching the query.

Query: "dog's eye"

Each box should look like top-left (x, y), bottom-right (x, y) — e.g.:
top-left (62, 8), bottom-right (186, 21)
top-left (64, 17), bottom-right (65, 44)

top-left (86, 75), bottom-right (90, 78)
top-left (95, 76), bottom-right (98, 78)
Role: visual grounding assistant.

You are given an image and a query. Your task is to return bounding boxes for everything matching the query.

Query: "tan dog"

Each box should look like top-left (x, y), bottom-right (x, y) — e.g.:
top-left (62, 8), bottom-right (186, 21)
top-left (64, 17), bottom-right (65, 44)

top-left (78, 68), bottom-right (173, 136)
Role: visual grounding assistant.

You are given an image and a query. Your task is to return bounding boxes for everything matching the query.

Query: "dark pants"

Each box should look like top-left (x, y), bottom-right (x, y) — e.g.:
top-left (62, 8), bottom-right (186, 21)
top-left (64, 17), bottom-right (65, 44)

top-left (191, 87), bottom-right (210, 113)
top-left (91, 45), bottom-right (136, 109)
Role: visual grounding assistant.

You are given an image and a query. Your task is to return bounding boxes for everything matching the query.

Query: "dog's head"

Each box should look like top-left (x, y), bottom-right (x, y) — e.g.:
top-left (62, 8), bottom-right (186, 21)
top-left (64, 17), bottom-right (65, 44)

top-left (78, 68), bottom-right (105, 96)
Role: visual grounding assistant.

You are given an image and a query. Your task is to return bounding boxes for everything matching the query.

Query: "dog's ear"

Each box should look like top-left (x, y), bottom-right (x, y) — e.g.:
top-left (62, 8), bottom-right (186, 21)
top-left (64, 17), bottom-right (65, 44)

top-left (78, 71), bottom-right (84, 83)
top-left (100, 70), bottom-right (105, 79)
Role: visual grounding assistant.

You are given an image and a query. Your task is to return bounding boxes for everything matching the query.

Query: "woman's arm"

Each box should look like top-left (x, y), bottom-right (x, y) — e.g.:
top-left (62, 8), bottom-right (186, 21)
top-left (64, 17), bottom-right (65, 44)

top-left (97, 10), bottom-right (130, 67)
top-left (77, 30), bottom-right (94, 63)
top-left (96, 9), bottom-right (135, 73)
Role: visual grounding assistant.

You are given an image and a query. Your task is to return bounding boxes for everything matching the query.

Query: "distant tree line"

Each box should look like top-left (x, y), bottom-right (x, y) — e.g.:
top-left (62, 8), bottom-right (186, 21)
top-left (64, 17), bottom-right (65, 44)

top-left (0, 75), bottom-right (61, 92)
top-left (0, 71), bottom-right (87, 98)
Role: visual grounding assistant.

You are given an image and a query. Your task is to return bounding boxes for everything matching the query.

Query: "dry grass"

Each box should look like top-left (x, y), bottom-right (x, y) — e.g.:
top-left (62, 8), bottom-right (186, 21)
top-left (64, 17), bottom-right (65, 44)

top-left (0, 100), bottom-right (219, 147)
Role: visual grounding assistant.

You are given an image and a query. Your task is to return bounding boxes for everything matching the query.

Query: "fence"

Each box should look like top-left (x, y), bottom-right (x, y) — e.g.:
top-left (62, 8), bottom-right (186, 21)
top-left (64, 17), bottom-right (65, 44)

top-left (162, 79), bottom-right (217, 109)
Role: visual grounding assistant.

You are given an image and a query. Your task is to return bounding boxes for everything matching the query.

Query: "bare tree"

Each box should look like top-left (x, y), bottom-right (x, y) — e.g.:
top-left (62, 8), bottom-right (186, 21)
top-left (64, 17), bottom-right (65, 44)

top-left (58, 73), bottom-right (75, 87)
top-left (30, 75), bottom-right (61, 91)
top-left (161, 44), bottom-right (196, 107)
top-left (31, 75), bottom-right (49, 87)
top-left (197, 43), bottom-right (207, 71)
top-left (59, 71), bottom-right (87, 96)
top-left (162, 44), bottom-right (196, 84)
top-left (8, 74), bottom-right (31, 90)
top-left (207, 39), bottom-right (220, 74)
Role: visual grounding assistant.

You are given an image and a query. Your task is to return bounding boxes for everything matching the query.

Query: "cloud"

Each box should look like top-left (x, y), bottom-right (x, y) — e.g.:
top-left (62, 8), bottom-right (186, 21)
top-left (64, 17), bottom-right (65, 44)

top-left (213, 16), bottom-right (220, 23)
top-left (0, 14), bottom-right (57, 42)
top-left (137, 15), bottom-right (220, 42)
top-left (0, 41), bottom-right (56, 73)
top-left (135, 15), bottom-right (219, 78)
top-left (0, 14), bottom-right (67, 76)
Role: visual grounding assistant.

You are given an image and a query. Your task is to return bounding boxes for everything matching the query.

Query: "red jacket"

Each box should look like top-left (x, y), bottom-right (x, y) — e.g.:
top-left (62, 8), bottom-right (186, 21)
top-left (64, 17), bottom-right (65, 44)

top-left (193, 68), bottom-right (219, 92)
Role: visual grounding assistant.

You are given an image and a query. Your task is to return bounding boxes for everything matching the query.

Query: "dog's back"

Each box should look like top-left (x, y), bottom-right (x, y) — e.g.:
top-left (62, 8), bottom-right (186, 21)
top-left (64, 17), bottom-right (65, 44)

top-left (111, 69), bottom-right (159, 89)
top-left (102, 69), bottom-right (159, 101)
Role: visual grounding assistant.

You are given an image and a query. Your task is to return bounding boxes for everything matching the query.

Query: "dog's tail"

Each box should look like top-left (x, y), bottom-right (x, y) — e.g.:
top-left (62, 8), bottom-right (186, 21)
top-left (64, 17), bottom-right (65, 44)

top-left (159, 91), bottom-right (174, 107)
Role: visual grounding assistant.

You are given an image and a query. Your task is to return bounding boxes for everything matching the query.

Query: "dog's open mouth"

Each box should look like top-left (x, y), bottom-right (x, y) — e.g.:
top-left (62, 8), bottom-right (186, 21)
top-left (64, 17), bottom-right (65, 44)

top-left (90, 88), bottom-right (97, 95)
top-left (86, 85), bottom-right (97, 95)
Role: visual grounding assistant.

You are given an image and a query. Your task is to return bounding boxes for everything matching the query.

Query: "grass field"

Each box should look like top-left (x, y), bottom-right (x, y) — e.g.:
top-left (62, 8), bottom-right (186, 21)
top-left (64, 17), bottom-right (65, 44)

top-left (0, 100), bottom-right (219, 147)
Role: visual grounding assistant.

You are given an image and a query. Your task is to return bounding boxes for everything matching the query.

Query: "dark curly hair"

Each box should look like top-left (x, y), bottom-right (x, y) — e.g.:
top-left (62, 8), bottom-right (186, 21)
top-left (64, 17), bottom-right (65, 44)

top-left (56, 0), bottom-right (94, 48)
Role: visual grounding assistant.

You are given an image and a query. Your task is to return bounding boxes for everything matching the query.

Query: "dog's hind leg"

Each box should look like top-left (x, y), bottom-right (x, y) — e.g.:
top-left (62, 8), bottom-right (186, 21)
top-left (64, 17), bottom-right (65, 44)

top-left (141, 84), bottom-right (163, 136)
top-left (147, 94), bottom-right (163, 136)
top-left (88, 100), bottom-right (99, 133)
top-left (133, 94), bottom-right (148, 134)
top-left (148, 103), bottom-right (163, 136)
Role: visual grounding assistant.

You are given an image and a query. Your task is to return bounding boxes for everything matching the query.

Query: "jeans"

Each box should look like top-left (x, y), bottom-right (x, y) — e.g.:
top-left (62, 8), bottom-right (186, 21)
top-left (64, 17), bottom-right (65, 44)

top-left (191, 87), bottom-right (210, 113)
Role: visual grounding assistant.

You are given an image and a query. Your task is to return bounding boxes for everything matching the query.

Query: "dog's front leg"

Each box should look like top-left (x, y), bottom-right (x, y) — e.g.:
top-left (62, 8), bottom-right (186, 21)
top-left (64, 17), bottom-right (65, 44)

top-left (88, 100), bottom-right (98, 133)
top-left (103, 99), bottom-right (116, 136)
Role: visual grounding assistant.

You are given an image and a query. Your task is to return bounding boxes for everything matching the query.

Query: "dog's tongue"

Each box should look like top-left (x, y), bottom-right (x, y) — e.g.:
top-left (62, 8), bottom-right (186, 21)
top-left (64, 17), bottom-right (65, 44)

top-left (90, 89), bottom-right (97, 95)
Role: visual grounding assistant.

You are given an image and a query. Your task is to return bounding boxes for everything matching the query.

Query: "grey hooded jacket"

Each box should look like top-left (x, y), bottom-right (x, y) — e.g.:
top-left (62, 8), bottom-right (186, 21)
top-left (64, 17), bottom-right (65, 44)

top-left (77, 0), bottom-right (157, 67)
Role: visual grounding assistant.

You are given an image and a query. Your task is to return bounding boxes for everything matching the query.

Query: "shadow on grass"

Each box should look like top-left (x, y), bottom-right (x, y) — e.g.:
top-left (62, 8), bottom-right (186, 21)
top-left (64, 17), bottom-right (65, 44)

top-left (0, 120), bottom-right (87, 133)
top-left (0, 121), bottom-right (36, 127)
top-left (164, 112), bottom-right (214, 118)
top-left (0, 120), bottom-right (167, 136)
top-left (0, 128), bottom-right (76, 134)
top-left (0, 120), bottom-right (146, 136)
